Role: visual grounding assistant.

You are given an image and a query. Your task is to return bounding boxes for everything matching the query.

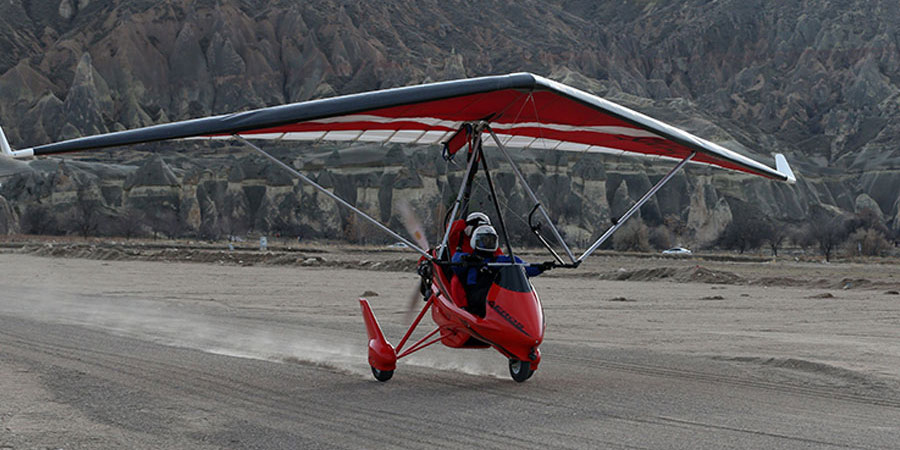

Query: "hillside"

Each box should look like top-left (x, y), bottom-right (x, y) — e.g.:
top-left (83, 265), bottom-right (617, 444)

top-left (1, 0), bottom-right (898, 246)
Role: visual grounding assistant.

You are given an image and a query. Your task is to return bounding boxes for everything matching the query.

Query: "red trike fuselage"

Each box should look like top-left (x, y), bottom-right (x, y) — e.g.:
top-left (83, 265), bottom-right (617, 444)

top-left (429, 262), bottom-right (544, 368)
top-left (358, 255), bottom-right (545, 379)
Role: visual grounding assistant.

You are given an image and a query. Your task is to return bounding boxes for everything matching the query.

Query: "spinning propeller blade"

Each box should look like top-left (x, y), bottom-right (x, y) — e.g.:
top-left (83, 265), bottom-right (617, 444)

top-left (397, 199), bottom-right (429, 250)
top-left (396, 199), bottom-right (430, 325)
top-left (403, 284), bottom-right (422, 326)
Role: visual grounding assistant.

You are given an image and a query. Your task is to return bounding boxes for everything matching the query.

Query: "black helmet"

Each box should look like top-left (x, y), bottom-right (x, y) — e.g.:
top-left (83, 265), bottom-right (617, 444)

top-left (470, 225), bottom-right (499, 253)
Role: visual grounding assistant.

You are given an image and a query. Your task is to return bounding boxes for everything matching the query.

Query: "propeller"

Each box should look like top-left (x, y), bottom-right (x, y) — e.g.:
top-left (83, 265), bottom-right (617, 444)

top-left (396, 199), bottom-right (431, 325)
top-left (403, 284), bottom-right (422, 326)
top-left (397, 199), bottom-right (429, 250)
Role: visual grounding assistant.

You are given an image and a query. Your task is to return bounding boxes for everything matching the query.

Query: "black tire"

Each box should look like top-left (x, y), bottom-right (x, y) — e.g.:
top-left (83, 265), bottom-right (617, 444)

top-left (371, 366), bottom-right (394, 382)
top-left (508, 359), bottom-right (532, 382)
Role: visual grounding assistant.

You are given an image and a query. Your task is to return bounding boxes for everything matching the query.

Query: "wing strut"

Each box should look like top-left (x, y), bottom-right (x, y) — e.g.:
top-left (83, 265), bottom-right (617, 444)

top-left (577, 151), bottom-right (696, 262)
top-left (486, 126), bottom-right (578, 265)
top-left (234, 136), bottom-right (433, 261)
top-left (437, 129), bottom-right (481, 257)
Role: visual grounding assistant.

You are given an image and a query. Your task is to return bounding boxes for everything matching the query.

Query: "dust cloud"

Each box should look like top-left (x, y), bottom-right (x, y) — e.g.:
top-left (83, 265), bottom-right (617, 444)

top-left (1, 282), bottom-right (507, 380)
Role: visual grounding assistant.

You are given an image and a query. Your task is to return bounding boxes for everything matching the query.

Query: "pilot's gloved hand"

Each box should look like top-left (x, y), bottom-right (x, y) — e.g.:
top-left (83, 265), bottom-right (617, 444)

top-left (537, 261), bottom-right (555, 272)
top-left (462, 254), bottom-right (481, 264)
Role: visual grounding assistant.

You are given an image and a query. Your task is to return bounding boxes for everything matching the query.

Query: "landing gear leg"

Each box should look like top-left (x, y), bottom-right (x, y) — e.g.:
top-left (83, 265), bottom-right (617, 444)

top-left (508, 359), bottom-right (533, 382)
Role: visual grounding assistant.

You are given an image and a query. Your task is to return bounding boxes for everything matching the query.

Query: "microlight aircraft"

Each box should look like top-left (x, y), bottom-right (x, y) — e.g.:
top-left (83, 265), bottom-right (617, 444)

top-left (1, 73), bottom-right (795, 382)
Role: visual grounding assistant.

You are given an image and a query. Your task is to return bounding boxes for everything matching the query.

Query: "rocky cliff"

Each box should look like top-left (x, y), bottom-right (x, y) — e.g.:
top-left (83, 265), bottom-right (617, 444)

top-left (1, 0), bottom-right (898, 243)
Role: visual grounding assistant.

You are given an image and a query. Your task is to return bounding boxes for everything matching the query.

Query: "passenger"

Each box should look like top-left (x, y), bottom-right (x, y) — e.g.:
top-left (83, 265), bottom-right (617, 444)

top-left (451, 225), bottom-right (548, 317)
top-left (446, 211), bottom-right (493, 256)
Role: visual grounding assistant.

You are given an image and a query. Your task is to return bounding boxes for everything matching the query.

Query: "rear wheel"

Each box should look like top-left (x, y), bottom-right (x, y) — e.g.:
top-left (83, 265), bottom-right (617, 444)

top-left (508, 359), bottom-right (532, 382)
top-left (371, 366), bottom-right (394, 382)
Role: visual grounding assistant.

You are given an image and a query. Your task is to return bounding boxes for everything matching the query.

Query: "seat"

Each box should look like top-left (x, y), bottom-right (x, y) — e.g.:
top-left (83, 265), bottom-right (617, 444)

top-left (446, 219), bottom-right (467, 258)
top-left (449, 272), bottom-right (469, 309)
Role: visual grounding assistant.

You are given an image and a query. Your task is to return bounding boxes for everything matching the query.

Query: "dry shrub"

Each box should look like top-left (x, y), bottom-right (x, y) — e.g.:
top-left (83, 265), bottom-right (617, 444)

top-left (844, 228), bottom-right (891, 257)
top-left (613, 219), bottom-right (650, 252)
top-left (649, 225), bottom-right (673, 250)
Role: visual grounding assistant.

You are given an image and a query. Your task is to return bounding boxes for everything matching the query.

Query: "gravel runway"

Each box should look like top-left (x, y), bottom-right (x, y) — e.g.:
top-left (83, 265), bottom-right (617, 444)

top-left (1, 254), bottom-right (899, 449)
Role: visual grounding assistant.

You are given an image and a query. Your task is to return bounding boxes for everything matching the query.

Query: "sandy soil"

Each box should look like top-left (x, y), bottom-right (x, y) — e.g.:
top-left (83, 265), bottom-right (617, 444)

top-left (1, 248), bottom-right (899, 448)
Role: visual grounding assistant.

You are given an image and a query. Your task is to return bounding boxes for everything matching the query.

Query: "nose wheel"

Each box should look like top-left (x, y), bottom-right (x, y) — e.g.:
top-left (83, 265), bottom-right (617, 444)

top-left (508, 359), bottom-right (534, 382)
top-left (371, 366), bottom-right (394, 382)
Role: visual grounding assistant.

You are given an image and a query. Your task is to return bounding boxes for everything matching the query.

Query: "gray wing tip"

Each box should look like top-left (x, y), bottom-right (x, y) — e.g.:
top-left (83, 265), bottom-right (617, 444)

top-left (774, 154), bottom-right (797, 184)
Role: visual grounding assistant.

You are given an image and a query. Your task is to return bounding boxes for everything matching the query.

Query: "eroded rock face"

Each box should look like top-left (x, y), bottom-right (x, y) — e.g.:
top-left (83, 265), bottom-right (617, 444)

top-left (61, 53), bottom-right (113, 139)
top-left (0, 143), bottom-right (807, 246)
top-left (1, 0), bottom-right (899, 240)
top-left (687, 177), bottom-right (733, 246)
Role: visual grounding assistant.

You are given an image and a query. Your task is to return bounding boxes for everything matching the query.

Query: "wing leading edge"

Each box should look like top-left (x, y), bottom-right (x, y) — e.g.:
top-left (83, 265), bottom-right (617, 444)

top-left (5, 72), bottom-right (794, 183)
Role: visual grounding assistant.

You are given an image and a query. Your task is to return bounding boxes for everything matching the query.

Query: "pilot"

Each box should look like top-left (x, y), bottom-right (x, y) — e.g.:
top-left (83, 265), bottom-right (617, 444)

top-left (446, 211), bottom-right (495, 256)
top-left (451, 225), bottom-right (548, 317)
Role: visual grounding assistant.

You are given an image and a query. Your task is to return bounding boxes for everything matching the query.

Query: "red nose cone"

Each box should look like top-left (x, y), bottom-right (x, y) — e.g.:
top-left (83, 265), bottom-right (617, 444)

top-left (482, 266), bottom-right (544, 359)
top-left (486, 287), bottom-right (544, 344)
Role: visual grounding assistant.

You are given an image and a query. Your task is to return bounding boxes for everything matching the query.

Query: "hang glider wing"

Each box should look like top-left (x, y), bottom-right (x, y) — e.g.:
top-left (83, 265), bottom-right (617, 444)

top-left (2, 72), bottom-right (794, 183)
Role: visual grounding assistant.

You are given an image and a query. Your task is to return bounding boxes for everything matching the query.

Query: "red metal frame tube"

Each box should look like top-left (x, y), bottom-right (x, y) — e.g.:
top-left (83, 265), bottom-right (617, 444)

top-left (395, 297), bottom-right (434, 352)
top-left (397, 327), bottom-right (443, 359)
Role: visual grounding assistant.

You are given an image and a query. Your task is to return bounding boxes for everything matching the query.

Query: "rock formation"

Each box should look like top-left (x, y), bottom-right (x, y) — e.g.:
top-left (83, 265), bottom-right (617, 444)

top-left (0, 0), bottom-right (898, 243)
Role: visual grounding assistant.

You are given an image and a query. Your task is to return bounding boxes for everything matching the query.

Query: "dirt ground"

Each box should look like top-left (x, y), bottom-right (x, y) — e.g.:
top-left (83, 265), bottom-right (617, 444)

top-left (1, 243), bottom-right (899, 448)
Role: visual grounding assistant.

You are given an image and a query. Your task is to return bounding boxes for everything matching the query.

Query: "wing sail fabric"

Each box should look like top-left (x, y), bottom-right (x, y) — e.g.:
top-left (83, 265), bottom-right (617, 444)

top-left (21, 72), bottom-right (790, 182)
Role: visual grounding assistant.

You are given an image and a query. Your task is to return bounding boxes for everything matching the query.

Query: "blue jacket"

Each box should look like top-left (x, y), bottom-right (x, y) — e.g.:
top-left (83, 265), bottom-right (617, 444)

top-left (451, 252), bottom-right (544, 286)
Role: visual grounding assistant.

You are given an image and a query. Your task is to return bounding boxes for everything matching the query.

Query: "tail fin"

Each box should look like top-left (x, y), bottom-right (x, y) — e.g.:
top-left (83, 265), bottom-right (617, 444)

top-left (0, 126), bottom-right (33, 159)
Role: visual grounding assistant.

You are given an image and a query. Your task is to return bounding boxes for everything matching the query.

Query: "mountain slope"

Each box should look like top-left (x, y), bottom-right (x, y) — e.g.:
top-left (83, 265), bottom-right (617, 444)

top-left (1, 0), bottom-right (898, 241)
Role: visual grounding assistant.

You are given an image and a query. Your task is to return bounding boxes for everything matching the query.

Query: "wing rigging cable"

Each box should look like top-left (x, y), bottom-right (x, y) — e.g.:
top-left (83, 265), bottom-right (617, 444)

top-left (3, 72), bottom-right (795, 184)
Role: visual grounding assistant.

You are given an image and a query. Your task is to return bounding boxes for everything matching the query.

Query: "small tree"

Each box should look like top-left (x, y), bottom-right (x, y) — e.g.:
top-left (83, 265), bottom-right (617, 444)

top-left (147, 202), bottom-right (181, 239)
top-left (808, 210), bottom-right (850, 262)
top-left (716, 216), bottom-right (770, 254)
top-left (20, 204), bottom-right (59, 235)
top-left (766, 220), bottom-right (787, 257)
top-left (117, 207), bottom-right (147, 239)
top-left (792, 225), bottom-right (816, 251)
top-left (71, 186), bottom-right (99, 238)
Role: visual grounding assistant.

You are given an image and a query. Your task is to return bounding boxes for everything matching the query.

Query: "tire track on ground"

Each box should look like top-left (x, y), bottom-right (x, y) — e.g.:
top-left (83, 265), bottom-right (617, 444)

top-left (554, 352), bottom-right (900, 409)
top-left (0, 321), bottom-right (554, 449)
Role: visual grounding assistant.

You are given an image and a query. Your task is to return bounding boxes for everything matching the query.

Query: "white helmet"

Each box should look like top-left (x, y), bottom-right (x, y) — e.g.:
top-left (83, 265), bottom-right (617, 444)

top-left (465, 211), bottom-right (491, 226)
top-left (470, 225), bottom-right (499, 253)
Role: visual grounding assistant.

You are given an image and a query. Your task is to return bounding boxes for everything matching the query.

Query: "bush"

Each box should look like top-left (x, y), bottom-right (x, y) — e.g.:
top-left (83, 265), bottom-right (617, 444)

top-left (807, 210), bottom-right (851, 261)
top-left (716, 216), bottom-right (770, 254)
top-left (766, 220), bottom-right (788, 257)
top-left (20, 205), bottom-right (60, 235)
top-left (844, 228), bottom-right (891, 257)
top-left (613, 219), bottom-right (650, 252)
top-left (114, 207), bottom-right (148, 239)
top-left (649, 225), bottom-right (673, 250)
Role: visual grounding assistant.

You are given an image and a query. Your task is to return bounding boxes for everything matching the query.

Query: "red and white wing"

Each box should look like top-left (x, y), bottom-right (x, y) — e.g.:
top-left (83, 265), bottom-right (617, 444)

top-left (5, 73), bottom-right (794, 183)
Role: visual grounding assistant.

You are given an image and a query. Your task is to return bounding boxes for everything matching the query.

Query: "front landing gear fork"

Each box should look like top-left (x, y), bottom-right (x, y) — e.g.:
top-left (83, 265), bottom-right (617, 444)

top-left (509, 347), bottom-right (540, 383)
top-left (529, 347), bottom-right (541, 370)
